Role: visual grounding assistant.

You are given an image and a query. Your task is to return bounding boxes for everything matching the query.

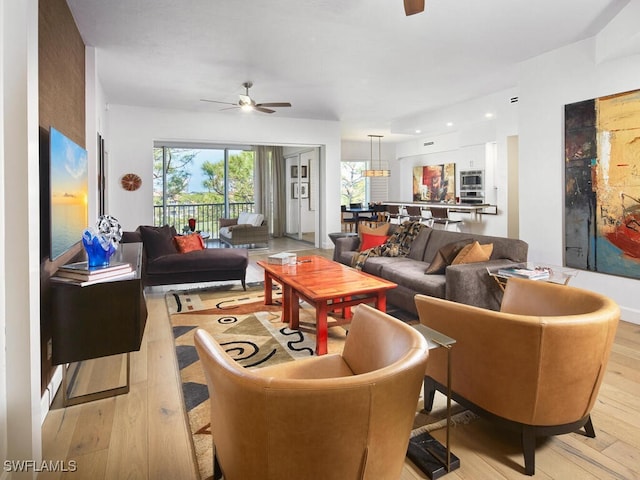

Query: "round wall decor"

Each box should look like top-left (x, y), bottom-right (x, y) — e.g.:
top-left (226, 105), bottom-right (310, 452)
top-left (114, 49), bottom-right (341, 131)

top-left (121, 173), bottom-right (142, 191)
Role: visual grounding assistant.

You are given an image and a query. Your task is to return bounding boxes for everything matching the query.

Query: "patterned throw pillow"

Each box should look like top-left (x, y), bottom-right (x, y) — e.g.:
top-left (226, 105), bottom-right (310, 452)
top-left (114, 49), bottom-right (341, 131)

top-left (174, 234), bottom-right (205, 253)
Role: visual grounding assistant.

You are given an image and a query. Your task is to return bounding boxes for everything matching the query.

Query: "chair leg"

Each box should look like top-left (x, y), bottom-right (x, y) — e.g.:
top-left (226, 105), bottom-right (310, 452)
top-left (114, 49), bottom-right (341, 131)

top-left (213, 450), bottom-right (223, 480)
top-left (522, 425), bottom-right (536, 476)
top-left (583, 415), bottom-right (596, 438)
top-left (422, 376), bottom-right (436, 412)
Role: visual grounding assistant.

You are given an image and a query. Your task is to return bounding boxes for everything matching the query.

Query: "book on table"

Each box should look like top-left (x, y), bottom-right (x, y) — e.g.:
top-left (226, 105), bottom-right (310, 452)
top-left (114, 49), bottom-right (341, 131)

top-left (56, 260), bottom-right (133, 281)
top-left (51, 270), bottom-right (135, 287)
top-left (497, 267), bottom-right (550, 280)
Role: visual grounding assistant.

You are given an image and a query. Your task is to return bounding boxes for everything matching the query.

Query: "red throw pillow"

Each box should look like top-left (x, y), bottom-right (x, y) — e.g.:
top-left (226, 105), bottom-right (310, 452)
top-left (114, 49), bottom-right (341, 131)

top-left (174, 234), bottom-right (205, 253)
top-left (359, 233), bottom-right (389, 252)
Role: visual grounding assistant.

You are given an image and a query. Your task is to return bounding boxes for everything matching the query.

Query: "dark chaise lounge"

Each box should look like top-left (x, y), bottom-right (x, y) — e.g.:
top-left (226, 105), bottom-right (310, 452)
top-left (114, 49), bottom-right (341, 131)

top-left (122, 225), bottom-right (249, 288)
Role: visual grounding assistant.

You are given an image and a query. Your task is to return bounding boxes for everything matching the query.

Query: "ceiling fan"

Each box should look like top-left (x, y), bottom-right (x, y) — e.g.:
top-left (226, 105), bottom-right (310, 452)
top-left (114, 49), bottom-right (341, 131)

top-left (404, 0), bottom-right (425, 16)
top-left (200, 82), bottom-right (292, 114)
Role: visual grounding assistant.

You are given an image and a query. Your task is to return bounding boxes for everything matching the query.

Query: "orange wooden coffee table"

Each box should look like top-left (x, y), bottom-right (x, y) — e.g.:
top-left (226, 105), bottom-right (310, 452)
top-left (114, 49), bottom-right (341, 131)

top-left (257, 255), bottom-right (397, 355)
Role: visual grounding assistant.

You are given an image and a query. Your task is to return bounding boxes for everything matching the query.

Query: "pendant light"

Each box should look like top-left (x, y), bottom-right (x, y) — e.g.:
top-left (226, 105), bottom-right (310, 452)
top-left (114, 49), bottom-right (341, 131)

top-left (363, 134), bottom-right (390, 177)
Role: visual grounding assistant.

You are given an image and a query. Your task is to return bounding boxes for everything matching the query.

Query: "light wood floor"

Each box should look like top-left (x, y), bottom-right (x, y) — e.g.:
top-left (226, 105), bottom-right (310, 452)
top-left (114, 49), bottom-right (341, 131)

top-left (40, 238), bottom-right (640, 479)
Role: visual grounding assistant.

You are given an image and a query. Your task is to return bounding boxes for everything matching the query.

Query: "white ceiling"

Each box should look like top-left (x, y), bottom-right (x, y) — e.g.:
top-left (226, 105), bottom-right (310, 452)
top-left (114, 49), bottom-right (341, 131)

top-left (66, 0), bottom-right (629, 142)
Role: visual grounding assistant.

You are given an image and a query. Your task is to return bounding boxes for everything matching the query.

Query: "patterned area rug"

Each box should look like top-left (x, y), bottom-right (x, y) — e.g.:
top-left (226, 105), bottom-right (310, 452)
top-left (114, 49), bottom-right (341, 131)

top-left (166, 283), bottom-right (348, 480)
top-left (166, 283), bottom-right (476, 480)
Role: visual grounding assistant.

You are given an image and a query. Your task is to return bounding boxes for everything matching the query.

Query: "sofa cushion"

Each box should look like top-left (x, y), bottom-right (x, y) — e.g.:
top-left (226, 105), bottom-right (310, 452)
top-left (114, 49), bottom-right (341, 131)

top-left (174, 234), bottom-right (205, 253)
top-left (425, 239), bottom-right (473, 274)
top-left (146, 249), bottom-right (248, 275)
top-left (237, 212), bottom-right (264, 227)
top-left (237, 212), bottom-right (252, 225)
top-left (408, 227), bottom-right (432, 260)
top-left (381, 259), bottom-right (447, 299)
top-left (452, 241), bottom-right (493, 265)
top-left (139, 225), bottom-right (178, 259)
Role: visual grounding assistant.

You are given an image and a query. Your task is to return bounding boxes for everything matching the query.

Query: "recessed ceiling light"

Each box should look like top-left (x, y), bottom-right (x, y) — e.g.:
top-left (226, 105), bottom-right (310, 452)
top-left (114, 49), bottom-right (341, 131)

top-left (446, 122), bottom-right (453, 127)
top-left (485, 112), bottom-right (494, 118)
top-left (415, 129), bottom-right (421, 134)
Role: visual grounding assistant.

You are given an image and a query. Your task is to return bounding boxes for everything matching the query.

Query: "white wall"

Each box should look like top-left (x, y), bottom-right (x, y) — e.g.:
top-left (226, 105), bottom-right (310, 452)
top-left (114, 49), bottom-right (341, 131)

top-left (0, 0), bottom-right (7, 470)
top-left (391, 89), bottom-right (520, 238)
top-left (519, 36), bottom-right (640, 324)
top-left (1, 0), bottom-right (43, 473)
top-left (105, 105), bottom-right (342, 249)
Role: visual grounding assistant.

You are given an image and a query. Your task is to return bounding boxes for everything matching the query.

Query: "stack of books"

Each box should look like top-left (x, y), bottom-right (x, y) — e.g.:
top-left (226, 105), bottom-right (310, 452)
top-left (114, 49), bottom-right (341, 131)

top-left (53, 261), bottom-right (134, 286)
top-left (497, 267), bottom-right (550, 280)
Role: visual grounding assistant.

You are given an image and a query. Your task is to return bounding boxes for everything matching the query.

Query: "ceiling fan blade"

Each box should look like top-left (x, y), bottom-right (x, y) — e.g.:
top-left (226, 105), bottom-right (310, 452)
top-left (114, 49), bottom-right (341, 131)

top-left (254, 107), bottom-right (275, 114)
top-left (200, 99), bottom-right (237, 106)
top-left (404, 0), bottom-right (424, 16)
top-left (220, 106), bottom-right (240, 111)
top-left (256, 102), bottom-right (291, 108)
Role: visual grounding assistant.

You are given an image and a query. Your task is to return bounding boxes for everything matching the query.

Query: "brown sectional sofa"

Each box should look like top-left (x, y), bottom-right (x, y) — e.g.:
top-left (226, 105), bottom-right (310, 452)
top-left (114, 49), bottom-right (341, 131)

top-left (122, 225), bottom-right (249, 288)
top-left (334, 224), bottom-right (528, 313)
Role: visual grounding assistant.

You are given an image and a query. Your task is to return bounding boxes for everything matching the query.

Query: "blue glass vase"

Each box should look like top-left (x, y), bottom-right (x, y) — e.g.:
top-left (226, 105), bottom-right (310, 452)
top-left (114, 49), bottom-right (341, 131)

top-left (82, 231), bottom-right (117, 267)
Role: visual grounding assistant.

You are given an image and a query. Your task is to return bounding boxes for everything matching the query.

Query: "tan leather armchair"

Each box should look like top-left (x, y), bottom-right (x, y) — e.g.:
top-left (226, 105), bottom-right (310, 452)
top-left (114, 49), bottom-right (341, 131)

top-left (194, 303), bottom-right (429, 480)
top-left (415, 277), bottom-right (620, 476)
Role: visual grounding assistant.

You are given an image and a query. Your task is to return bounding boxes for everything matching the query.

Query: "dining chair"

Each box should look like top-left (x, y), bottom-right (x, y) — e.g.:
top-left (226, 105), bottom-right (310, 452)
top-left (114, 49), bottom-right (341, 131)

top-left (405, 205), bottom-right (425, 223)
top-left (341, 205), bottom-right (356, 232)
top-left (385, 204), bottom-right (403, 224)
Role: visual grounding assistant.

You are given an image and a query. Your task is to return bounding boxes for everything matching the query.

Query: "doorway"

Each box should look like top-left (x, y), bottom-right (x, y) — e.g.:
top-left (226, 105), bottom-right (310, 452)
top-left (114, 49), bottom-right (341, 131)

top-left (286, 149), bottom-right (319, 245)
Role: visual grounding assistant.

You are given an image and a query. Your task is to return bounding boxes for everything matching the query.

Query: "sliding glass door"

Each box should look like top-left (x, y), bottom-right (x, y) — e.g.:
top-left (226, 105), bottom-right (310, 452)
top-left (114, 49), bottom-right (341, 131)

top-left (153, 145), bottom-right (255, 238)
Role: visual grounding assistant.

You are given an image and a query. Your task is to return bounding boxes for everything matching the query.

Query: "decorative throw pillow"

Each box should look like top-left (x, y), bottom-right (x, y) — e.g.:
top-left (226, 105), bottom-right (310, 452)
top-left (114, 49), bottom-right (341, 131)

top-left (174, 234), bottom-right (205, 253)
top-left (359, 222), bottom-right (390, 239)
top-left (359, 233), bottom-right (389, 252)
top-left (139, 225), bottom-right (178, 259)
top-left (425, 239), bottom-right (473, 274)
top-left (452, 241), bottom-right (494, 265)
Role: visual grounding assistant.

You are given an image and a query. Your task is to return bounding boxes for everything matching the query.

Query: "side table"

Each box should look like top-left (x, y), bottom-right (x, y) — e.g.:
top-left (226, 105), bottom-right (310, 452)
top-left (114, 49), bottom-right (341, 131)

top-left (488, 262), bottom-right (578, 292)
top-left (408, 324), bottom-right (460, 479)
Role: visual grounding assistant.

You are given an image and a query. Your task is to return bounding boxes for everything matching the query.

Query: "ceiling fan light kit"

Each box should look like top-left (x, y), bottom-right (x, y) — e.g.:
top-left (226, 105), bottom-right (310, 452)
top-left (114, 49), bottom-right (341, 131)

top-left (363, 135), bottom-right (390, 177)
top-left (201, 81), bottom-right (291, 114)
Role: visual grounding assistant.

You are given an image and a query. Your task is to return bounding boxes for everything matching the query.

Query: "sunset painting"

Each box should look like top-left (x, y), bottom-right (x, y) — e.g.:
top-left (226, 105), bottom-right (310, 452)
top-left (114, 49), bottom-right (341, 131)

top-left (50, 127), bottom-right (88, 259)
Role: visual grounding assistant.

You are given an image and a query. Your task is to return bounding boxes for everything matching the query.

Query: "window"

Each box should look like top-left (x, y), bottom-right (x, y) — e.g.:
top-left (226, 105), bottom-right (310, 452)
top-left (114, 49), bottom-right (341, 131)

top-left (153, 146), bottom-right (255, 236)
top-left (340, 161), bottom-right (367, 206)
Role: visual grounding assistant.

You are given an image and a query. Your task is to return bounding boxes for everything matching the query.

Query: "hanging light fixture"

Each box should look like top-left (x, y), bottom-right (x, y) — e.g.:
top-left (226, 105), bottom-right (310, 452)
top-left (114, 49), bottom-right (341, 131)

top-left (363, 134), bottom-right (390, 177)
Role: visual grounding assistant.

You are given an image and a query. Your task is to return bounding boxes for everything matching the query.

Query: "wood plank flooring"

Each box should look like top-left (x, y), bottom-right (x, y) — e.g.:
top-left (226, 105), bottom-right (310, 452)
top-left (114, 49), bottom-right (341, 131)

top-left (40, 238), bottom-right (640, 479)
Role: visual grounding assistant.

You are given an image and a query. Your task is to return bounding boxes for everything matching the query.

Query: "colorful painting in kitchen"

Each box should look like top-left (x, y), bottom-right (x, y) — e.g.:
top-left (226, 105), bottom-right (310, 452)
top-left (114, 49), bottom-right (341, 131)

top-left (565, 88), bottom-right (640, 279)
top-left (412, 163), bottom-right (456, 203)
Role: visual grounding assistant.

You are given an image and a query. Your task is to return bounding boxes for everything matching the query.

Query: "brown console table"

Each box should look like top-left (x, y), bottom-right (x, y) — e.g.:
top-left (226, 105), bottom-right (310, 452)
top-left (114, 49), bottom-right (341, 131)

top-left (51, 242), bottom-right (148, 406)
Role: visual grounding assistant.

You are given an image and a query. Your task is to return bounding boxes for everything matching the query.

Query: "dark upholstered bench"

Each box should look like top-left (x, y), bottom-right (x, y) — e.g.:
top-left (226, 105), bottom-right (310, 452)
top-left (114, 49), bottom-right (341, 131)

top-left (122, 226), bottom-right (248, 289)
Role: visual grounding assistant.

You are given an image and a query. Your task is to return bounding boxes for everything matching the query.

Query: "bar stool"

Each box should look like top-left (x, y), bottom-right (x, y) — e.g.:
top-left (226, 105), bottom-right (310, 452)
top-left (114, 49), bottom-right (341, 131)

top-left (430, 207), bottom-right (463, 231)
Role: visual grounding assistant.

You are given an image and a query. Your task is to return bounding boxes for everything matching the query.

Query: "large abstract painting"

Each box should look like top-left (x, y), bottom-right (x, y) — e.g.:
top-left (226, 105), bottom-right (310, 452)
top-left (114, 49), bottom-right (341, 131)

top-left (565, 89), bottom-right (640, 279)
top-left (412, 163), bottom-right (456, 202)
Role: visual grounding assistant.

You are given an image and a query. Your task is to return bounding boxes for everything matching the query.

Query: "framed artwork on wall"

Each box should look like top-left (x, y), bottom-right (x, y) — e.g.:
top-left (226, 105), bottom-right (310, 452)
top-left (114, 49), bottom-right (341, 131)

top-left (301, 165), bottom-right (308, 178)
top-left (291, 182), bottom-right (299, 199)
top-left (291, 165), bottom-right (298, 178)
top-left (300, 182), bottom-right (309, 199)
top-left (412, 163), bottom-right (456, 203)
top-left (564, 88), bottom-right (640, 279)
